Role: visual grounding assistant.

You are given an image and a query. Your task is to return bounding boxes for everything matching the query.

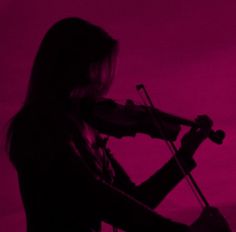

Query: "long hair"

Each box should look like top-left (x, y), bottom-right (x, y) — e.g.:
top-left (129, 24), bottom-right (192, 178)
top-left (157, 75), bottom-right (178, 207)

top-left (6, 17), bottom-right (118, 157)
top-left (26, 17), bottom-right (117, 107)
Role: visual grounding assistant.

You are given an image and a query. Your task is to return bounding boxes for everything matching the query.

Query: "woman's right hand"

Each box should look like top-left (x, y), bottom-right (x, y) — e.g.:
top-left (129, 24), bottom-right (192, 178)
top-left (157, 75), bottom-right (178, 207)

top-left (190, 206), bottom-right (231, 232)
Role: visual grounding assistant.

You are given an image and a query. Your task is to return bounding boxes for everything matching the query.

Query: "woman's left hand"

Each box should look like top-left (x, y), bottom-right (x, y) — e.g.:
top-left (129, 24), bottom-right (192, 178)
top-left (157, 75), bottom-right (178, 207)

top-left (178, 115), bottom-right (213, 159)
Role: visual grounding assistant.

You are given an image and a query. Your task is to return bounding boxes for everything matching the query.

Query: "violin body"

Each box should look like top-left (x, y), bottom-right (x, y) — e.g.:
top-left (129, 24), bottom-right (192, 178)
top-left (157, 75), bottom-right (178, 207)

top-left (79, 98), bottom-right (181, 141)
top-left (76, 97), bottom-right (225, 144)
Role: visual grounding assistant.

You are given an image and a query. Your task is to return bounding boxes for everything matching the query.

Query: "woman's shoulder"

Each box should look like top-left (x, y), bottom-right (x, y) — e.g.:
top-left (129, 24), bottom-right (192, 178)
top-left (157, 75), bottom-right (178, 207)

top-left (9, 110), bottom-right (34, 142)
top-left (8, 109), bottom-right (70, 171)
top-left (7, 110), bottom-right (37, 168)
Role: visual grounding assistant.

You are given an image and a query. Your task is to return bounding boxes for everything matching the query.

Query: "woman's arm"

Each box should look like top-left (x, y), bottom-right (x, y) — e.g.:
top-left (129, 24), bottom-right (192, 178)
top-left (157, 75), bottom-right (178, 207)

top-left (106, 115), bottom-right (213, 209)
top-left (135, 156), bottom-right (196, 208)
top-left (62, 141), bottom-right (190, 232)
top-left (136, 115), bottom-right (213, 208)
top-left (106, 149), bottom-right (196, 209)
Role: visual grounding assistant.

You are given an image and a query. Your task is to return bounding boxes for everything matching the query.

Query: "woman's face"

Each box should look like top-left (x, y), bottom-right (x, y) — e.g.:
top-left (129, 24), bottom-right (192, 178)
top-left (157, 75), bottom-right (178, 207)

top-left (70, 54), bottom-right (116, 101)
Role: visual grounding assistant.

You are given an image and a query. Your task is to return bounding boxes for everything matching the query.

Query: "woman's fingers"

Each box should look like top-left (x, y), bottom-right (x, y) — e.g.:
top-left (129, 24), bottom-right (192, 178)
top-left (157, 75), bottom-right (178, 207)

top-left (179, 115), bottom-right (213, 158)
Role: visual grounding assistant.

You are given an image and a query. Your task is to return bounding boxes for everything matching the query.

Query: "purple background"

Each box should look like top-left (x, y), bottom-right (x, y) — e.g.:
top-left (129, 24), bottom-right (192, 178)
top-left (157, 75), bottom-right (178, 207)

top-left (0, 0), bottom-right (235, 231)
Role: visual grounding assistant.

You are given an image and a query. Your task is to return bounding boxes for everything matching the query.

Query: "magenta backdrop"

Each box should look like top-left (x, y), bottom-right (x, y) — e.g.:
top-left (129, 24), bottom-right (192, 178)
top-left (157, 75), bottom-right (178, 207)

top-left (0, 0), bottom-right (236, 231)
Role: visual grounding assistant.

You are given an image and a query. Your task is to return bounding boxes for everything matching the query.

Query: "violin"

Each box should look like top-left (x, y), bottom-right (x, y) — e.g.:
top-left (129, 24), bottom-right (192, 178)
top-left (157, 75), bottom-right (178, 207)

top-left (79, 97), bottom-right (225, 144)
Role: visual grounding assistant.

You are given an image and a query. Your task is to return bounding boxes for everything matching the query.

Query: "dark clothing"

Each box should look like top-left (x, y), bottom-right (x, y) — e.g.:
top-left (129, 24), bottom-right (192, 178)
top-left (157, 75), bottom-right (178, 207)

top-left (9, 109), bottom-right (195, 232)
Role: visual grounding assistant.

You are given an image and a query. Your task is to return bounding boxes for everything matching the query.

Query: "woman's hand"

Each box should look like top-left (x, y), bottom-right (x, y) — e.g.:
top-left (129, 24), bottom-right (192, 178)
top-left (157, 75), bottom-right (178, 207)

top-left (190, 206), bottom-right (231, 232)
top-left (178, 115), bottom-right (213, 159)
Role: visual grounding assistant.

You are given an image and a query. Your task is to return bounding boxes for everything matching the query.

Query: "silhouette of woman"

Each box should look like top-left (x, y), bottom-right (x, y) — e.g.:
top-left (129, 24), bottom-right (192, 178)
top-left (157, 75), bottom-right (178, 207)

top-left (7, 17), bottom-right (216, 232)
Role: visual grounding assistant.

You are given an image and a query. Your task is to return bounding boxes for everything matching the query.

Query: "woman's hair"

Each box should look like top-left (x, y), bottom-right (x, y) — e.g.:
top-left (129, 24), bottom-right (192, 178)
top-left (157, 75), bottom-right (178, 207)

top-left (6, 17), bottom-right (118, 155)
top-left (26, 17), bottom-right (118, 107)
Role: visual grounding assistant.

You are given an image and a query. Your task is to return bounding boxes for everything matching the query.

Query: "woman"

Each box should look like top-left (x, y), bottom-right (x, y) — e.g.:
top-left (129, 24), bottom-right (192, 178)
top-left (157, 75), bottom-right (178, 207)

top-left (7, 17), bottom-right (221, 232)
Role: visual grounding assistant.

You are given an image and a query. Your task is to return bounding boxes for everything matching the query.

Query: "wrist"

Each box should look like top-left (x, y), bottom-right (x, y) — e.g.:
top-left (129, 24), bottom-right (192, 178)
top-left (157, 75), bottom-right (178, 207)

top-left (177, 145), bottom-right (197, 161)
top-left (172, 153), bottom-right (197, 173)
